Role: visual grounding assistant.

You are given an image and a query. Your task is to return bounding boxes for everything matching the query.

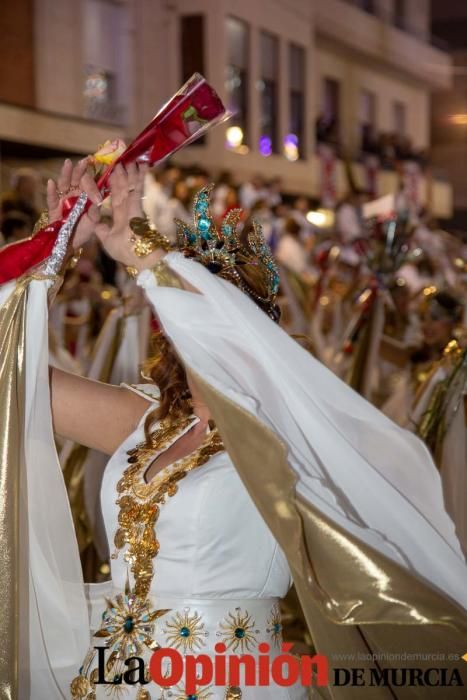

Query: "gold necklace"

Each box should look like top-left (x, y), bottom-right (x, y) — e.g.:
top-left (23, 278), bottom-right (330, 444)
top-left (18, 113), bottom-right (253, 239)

top-left (112, 412), bottom-right (224, 600)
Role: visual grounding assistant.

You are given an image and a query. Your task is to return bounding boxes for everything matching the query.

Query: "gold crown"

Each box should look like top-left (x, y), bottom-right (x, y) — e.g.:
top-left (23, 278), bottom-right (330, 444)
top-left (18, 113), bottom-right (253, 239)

top-left (175, 185), bottom-right (281, 321)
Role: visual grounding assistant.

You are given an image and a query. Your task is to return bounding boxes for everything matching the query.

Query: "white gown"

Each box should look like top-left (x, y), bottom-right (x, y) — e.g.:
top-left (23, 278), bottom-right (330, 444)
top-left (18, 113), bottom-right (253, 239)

top-left (85, 383), bottom-right (306, 698)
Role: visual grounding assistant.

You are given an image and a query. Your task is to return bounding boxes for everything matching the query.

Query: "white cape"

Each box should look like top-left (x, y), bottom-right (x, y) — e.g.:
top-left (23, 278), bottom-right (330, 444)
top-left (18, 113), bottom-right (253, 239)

top-left (137, 253), bottom-right (467, 612)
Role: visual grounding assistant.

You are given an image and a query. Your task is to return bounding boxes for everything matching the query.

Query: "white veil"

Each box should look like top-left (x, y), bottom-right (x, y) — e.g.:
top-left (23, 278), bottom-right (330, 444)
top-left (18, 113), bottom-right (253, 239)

top-left (138, 253), bottom-right (467, 615)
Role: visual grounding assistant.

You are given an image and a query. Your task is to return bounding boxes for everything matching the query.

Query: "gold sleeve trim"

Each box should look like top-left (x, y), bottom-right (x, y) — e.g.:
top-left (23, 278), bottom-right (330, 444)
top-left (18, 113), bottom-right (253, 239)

top-left (151, 259), bottom-right (183, 289)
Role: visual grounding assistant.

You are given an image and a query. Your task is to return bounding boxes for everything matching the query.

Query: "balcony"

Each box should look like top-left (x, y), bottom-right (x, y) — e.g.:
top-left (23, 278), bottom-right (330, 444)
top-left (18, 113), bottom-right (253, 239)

top-left (314, 0), bottom-right (452, 90)
top-left (0, 101), bottom-right (124, 155)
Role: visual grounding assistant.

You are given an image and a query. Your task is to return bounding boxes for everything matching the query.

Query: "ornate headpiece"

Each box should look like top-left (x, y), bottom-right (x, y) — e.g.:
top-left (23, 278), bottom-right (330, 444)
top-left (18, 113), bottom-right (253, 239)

top-left (175, 185), bottom-right (281, 321)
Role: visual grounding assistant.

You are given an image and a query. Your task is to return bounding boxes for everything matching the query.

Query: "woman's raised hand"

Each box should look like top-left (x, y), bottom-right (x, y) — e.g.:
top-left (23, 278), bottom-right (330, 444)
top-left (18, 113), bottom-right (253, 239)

top-left (80, 162), bottom-right (165, 271)
top-left (46, 158), bottom-right (100, 249)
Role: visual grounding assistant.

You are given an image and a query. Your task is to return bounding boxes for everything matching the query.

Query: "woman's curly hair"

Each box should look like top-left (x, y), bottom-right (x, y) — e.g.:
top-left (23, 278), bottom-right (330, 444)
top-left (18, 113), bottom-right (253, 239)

top-left (141, 333), bottom-right (192, 445)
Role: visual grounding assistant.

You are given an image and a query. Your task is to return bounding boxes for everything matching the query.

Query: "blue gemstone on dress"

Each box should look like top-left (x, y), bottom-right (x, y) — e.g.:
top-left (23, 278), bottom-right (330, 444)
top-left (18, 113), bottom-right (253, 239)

top-left (273, 623), bottom-right (281, 633)
top-left (180, 626), bottom-right (191, 637)
top-left (123, 616), bottom-right (134, 633)
top-left (234, 627), bottom-right (246, 639)
top-left (223, 224), bottom-right (232, 234)
top-left (187, 695), bottom-right (198, 700)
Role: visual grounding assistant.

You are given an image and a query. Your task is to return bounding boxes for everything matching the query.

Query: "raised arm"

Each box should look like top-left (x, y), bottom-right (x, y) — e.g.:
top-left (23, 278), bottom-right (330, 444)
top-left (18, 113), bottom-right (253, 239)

top-left (50, 367), bottom-right (150, 454)
top-left (45, 160), bottom-right (153, 453)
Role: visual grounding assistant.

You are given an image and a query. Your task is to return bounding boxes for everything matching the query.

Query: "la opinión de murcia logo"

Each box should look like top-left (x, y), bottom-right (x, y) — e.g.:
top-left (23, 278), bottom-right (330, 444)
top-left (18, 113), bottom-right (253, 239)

top-left (93, 643), bottom-right (328, 692)
top-left (92, 644), bottom-right (465, 692)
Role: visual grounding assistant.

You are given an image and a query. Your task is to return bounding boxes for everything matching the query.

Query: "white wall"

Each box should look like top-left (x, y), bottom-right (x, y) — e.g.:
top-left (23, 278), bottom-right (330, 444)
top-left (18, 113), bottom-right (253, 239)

top-left (34, 0), bottom-right (83, 116)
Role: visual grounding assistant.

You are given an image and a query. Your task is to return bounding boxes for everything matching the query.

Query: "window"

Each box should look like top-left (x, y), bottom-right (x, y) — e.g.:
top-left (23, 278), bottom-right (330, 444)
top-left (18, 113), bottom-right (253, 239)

top-left (180, 15), bottom-right (205, 145)
top-left (393, 100), bottom-right (406, 135)
top-left (225, 17), bottom-right (249, 148)
top-left (287, 43), bottom-right (305, 160)
top-left (180, 15), bottom-right (205, 82)
top-left (259, 31), bottom-right (279, 156)
top-left (359, 89), bottom-right (376, 152)
top-left (82, 0), bottom-right (129, 124)
top-left (393, 0), bottom-right (406, 31)
top-left (317, 77), bottom-right (340, 146)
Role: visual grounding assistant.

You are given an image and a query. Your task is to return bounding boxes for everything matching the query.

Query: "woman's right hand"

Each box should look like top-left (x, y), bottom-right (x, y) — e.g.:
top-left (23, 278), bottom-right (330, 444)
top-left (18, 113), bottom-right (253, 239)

top-left (80, 162), bottom-right (165, 271)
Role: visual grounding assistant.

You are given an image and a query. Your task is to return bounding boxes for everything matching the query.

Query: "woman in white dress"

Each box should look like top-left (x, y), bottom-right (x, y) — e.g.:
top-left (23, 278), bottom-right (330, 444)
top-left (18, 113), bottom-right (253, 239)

top-left (24, 162), bottom-right (307, 699)
top-left (1, 160), bottom-right (466, 700)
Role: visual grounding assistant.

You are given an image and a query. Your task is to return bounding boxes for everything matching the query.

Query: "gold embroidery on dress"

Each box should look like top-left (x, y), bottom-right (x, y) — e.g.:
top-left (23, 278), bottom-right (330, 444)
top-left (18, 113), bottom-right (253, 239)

top-left (71, 412), bottom-right (224, 699)
top-left (266, 603), bottom-right (283, 649)
top-left (114, 415), bottom-right (224, 599)
top-left (216, 608), bottom-right (260, 653)
top-left (168, 682), bottom-right (214, 699)
top-left (135, 689), bottom-right (151, 700)
top-left (163, 609), bottom-right (209, 653)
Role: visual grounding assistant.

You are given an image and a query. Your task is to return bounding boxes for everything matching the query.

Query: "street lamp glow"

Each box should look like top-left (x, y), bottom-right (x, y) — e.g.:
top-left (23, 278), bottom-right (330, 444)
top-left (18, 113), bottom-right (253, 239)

top-left (449, 114), bottom-right (467, 125)
top-left (284, 133), bottom-right (299, 161)
top-left (226, 126), bottom-right (244, 148)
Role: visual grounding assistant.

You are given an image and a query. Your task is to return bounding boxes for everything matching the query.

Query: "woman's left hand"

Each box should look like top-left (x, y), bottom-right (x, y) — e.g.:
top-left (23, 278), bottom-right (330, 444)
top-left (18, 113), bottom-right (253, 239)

top-left (81, 162), bottom-right (165, 271)
top-left (46, 158), bottom-right (101, 250)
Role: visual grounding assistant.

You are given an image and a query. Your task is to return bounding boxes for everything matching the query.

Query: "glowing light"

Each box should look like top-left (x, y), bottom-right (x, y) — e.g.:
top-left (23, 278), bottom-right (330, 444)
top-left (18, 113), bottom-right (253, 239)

top-left (307, 210), bottom-right (326, 226)
top-left (283, 133), bottom-right (299, 161)
top-left (449, 114), bottom-right (467, 125)
top-left (259, 135), bottom-right (272, 157)
top-left (306, 209), bottom-right (335, 228)
top-left (306, 209), bottom-right (334, 228)
top-left (226, 126), bottom-right (244, 149)
top-left (423, 285), bottom-right (437, 296)
top-left (329, 245), bottom-right (340, 260)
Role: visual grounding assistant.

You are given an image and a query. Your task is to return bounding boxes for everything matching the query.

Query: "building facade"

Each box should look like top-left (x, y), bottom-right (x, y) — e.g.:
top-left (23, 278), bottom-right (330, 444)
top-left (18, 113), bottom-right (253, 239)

top-left (0, 0), bottom-right (454, 216)
top-left (431, 0), bottom-right (467, 230)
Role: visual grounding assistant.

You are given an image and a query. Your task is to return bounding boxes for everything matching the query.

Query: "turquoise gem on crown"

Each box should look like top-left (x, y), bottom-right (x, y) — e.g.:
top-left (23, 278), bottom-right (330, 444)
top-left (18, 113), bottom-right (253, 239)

top-left (184, 227), bottom-right (197, 244)
top-left (195, 197), bottom-right (208, 214)
top-left (197, 215), bottom-right (211, 240)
